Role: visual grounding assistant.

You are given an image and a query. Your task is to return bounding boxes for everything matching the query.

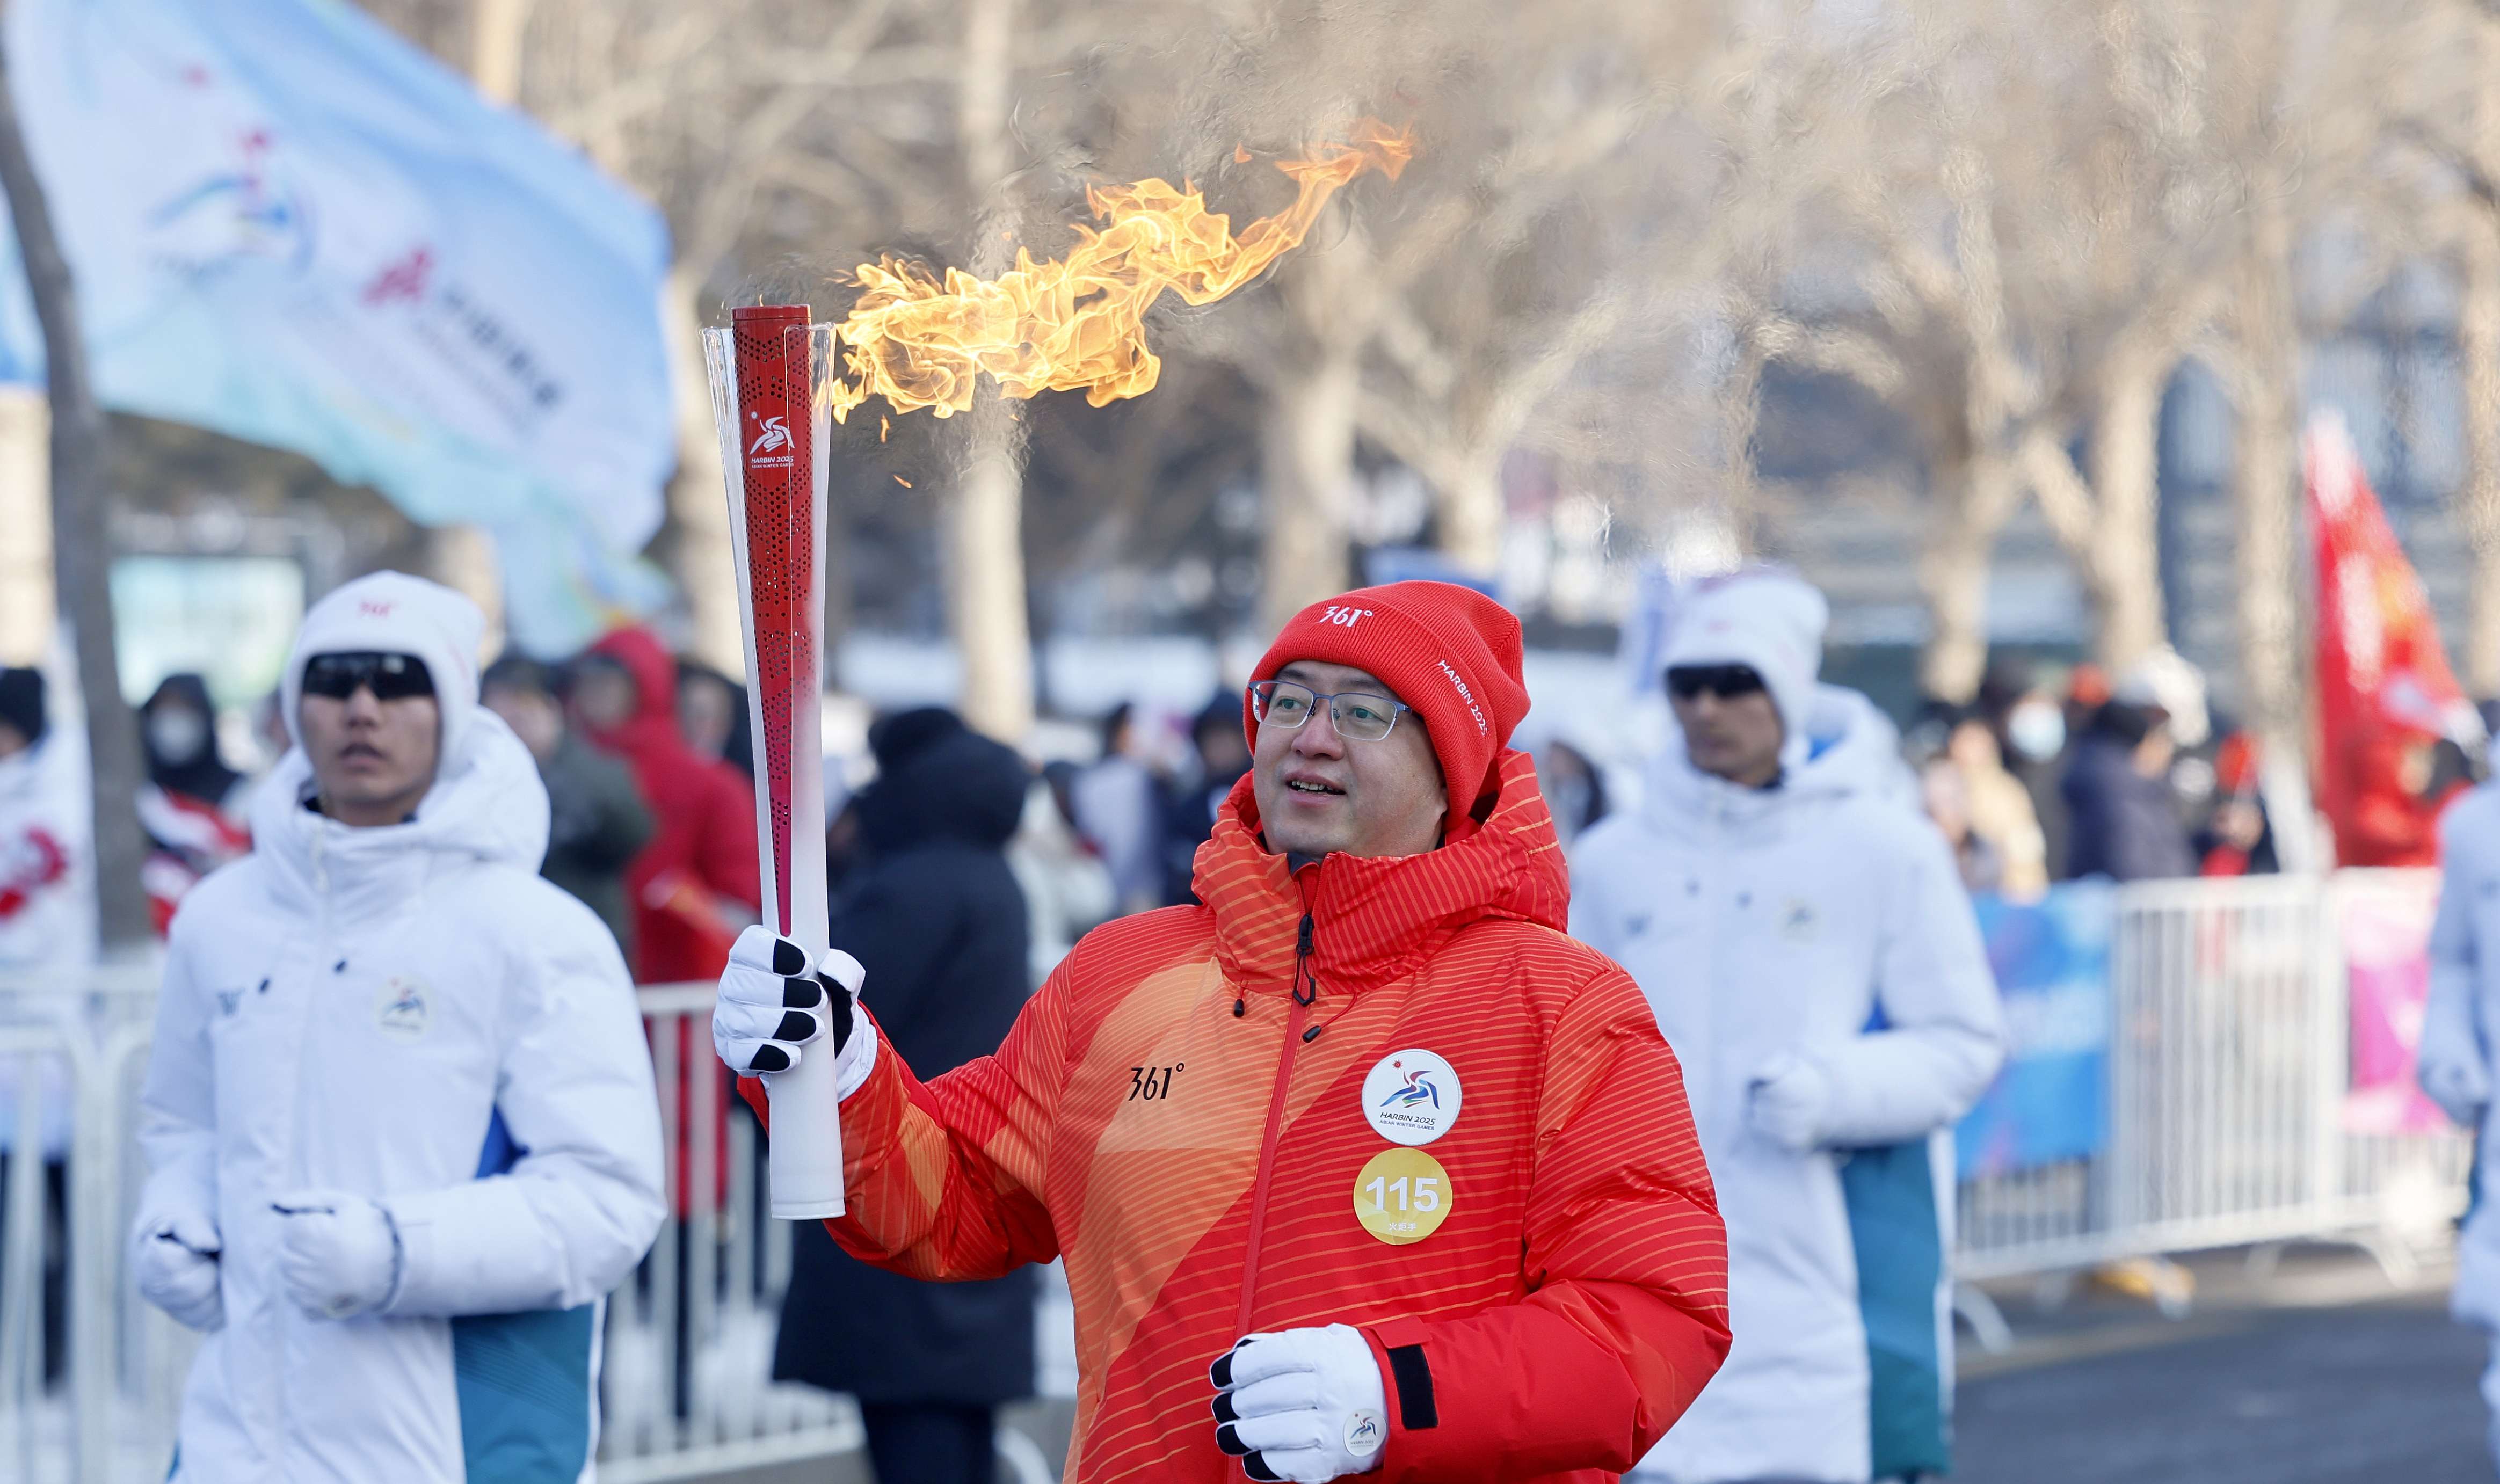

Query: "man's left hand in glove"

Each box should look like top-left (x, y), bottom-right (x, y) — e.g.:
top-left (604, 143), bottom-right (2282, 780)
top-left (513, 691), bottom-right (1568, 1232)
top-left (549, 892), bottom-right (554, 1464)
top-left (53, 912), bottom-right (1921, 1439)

top-left (271, 1190), bottom-right (403, 1320)
top-left (1209, 1324), bottom-right (1389, 1482)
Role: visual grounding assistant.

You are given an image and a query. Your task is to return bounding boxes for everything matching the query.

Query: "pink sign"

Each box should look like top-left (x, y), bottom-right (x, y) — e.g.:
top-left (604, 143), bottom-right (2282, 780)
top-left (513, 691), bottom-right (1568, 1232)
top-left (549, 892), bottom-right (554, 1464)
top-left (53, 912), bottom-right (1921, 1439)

top-left (2342, 885), bottom-right (2446, 1135)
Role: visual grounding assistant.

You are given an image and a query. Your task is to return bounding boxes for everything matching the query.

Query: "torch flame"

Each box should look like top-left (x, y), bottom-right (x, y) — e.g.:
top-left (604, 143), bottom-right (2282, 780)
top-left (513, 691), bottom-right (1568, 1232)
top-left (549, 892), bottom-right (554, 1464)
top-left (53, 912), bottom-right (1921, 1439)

top-left (827, 120), bottom-right (1413, 423)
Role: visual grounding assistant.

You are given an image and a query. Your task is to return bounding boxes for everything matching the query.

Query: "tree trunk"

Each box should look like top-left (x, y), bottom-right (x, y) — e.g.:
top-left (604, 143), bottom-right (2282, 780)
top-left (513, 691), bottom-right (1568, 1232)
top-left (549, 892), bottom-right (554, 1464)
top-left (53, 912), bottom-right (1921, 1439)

top-left (0, 388), bottom-right (50, 664)
top-left (2232, 188), bottom-right (2308, 768)
top-left (0, 34), bottom-right (149, 950)
top-left (425, 525), bottom-right (504, 657)
top-left (1436, 443), bottom-right (1504, 577)
top-left (2463, 13), bottom-right (2500, 704)
top-left (1261, 350), bottom-right (1360, 630)
top-left (2466, 230), bottom-right (2500, 702)
top-left (662, 265), bottom-right (745, 674)
top-left (441, 0), bottom-right (531, 657)
top-left (2083, 344), bottom-right (2171, 672)
top-left (949, 396), bottom-right (1033, 741)
top-left (468, 0), bottom-right (533, 106)
top-left (1916, 450), bottom-right (2013, 703)
top-left (1718, 330), bottom-right (1769, 558)
top-left (939, 0), bottom-right (1031, 741)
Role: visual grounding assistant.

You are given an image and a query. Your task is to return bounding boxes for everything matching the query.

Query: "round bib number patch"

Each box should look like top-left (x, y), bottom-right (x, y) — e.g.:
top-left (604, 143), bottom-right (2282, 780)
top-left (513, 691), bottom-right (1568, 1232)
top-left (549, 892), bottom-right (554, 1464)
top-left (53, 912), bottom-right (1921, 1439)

top-left (1360, 1049), bottom-right (1461, 1145)
top-left (1353, 1147), bottom-right (1452, 1246)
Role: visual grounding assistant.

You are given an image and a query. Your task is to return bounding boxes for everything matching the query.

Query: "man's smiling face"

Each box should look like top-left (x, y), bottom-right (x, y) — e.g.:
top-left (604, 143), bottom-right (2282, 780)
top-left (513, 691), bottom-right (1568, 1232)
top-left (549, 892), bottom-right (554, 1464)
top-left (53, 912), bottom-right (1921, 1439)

top-left (1250, 659), bottom-right (1445, 860)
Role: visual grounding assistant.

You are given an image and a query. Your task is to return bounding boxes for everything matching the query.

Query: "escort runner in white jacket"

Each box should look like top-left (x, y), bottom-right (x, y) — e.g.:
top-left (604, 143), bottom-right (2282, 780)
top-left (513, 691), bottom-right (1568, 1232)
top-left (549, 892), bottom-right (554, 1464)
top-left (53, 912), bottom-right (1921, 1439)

top-left (1570, 570), bottom-right (2004, 1484)
top-left (2417, 767), bottom-right (2500, 1467)
top-left (134, 572), bottom-right (666, 1483)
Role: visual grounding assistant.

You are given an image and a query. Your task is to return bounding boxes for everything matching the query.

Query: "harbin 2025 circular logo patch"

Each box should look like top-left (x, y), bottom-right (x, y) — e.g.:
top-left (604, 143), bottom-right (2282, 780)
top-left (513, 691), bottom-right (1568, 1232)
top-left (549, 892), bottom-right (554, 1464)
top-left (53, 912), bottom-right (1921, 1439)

top-left (374, 976), bottom-right (430, 1041)
top-left (1361, 1049), bottom-right (1461, 1146)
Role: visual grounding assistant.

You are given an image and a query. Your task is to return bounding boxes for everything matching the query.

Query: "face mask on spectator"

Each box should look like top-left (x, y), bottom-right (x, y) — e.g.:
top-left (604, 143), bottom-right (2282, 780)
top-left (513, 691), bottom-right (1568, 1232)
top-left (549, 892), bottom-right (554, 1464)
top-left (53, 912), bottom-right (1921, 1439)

top-left (2008, 700), bottom-right (2065, 763)
top-left (149, 707), bottom-right (210, 764)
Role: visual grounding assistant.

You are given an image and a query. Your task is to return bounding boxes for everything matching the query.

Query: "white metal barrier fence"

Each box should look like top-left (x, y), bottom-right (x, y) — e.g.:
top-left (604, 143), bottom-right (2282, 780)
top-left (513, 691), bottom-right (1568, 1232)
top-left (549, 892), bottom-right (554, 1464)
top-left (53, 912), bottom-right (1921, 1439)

top-left (0, 870), bottom-right (2477, 1479)
top-left (1955, 869), bottom-right (2472, 1284)
top-left (0, 976), bottom-right (900, 1484)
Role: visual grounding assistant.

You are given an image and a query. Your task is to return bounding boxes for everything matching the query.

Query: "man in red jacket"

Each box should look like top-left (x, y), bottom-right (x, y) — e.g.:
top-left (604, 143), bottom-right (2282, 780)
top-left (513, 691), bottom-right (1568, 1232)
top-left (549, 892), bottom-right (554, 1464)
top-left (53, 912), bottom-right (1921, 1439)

top-left (572, 627), bottom-right (759, 984)
top-left (717, 583), bottom-right (1729, 1483)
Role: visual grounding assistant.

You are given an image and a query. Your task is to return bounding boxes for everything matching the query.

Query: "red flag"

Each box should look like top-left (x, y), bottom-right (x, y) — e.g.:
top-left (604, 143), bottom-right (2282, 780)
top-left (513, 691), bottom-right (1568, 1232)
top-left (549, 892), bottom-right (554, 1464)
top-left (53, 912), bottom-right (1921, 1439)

top-left (2307, 416), bottom-right (2473, 866)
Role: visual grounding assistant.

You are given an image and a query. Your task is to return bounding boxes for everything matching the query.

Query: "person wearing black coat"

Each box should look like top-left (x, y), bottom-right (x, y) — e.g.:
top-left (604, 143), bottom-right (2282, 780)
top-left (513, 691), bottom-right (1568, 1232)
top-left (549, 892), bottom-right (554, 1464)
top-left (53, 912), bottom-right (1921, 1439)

top-left (2060, 700), bottom-right (2196, 882)
top-left (772, 707), bottom-right (1035, 1484)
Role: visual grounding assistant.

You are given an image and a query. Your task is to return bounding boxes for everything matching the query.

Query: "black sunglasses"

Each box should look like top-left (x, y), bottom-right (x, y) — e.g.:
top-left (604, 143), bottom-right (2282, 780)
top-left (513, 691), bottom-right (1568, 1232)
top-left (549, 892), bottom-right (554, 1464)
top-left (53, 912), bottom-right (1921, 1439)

top-left (302, 651), bottom-right (436, 702)
top-left (1665, 663), bottom-right (1767, 701)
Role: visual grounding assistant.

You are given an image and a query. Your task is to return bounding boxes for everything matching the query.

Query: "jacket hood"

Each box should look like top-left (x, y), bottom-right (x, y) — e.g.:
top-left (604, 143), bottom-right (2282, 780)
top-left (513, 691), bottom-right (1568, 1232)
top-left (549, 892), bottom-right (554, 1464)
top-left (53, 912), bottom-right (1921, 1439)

top-left (1192, 747), bottom-right (1567, 998)
top-left (282, 572), bottom-right (487, 774)
top-left (250, 707), bottom-right (550, 917)
top-left (143, 673), bottom-right (243, 803)
top-left (583, 627), bottom-right (688, 761)
top-left (1646, 683), bottom-right (1911, 831)
top-left (857, 725), bottom-right (1028, 853)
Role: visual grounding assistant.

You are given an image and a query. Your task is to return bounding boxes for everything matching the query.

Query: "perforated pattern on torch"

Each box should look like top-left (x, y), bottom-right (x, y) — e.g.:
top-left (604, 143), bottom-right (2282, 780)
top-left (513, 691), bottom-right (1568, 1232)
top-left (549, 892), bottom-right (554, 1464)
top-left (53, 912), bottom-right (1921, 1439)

top-left (731, 308), bottom-right (812, 936)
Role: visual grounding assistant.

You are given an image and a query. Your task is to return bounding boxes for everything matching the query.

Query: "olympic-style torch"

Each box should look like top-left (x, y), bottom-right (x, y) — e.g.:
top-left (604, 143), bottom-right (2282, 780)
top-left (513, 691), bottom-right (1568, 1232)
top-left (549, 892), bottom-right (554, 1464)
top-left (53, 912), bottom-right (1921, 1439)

top-left (702, 305), bottom-right (843, 1219)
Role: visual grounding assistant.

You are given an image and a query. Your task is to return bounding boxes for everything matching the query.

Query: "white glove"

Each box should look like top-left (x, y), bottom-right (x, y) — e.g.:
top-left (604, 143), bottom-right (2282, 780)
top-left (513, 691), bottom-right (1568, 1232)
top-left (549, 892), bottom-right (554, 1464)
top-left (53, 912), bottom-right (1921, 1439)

top-left (1748, 1053), bottom-right (1833, 1152)
top-left (1209, 1323), bottom-right (1389, 1482)
top-left (714, 926), bottom-right (871, 1095)
top-left (271, 1190), bottom-right (402, 1320)
top-left (132, 1206), bottom-right (224, 1332)
top-left (2421, 1052), bottom-right (2492, 1129)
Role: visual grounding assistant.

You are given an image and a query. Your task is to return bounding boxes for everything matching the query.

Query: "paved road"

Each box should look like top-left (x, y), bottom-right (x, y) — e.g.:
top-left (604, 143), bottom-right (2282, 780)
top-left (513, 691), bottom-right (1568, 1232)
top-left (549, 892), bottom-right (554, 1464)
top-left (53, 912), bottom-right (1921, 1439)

top-left (1958, 1280), bottom-right (2490, 1483)
top-left (709, 1256), bottom-right (2492, 1484)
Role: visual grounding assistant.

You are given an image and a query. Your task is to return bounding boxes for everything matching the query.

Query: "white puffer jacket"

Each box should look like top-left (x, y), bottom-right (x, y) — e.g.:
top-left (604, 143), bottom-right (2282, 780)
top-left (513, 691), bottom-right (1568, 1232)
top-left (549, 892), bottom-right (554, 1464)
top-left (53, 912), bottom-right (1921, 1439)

top-left (0, 730), bottom-right (93, 979)
top-left (0, 731), bottom-right (95, 1160)
top-left (1569, 686), bottom-right (2005, 1484)
top-left (137, 578), bottom-right (665, 1484)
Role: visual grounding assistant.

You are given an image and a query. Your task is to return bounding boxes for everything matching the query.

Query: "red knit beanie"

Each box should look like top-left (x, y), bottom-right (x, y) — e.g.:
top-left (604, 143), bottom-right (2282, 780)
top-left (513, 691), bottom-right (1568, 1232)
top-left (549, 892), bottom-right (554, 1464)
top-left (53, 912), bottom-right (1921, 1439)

top-left (1247, 583), bottom-right (1530, 828)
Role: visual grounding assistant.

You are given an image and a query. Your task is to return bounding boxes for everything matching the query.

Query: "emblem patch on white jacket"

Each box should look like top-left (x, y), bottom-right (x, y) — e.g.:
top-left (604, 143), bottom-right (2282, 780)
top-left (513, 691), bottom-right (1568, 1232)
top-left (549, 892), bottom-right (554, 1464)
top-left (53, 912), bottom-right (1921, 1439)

top-left (374, 977), bottom-right (430, 1040)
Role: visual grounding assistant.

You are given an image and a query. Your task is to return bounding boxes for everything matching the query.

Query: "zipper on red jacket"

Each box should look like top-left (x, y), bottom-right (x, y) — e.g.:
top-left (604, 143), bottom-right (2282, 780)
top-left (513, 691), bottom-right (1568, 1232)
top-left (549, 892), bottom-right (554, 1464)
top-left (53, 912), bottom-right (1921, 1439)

top-left (1234, 890), bottom-right (1320, 1337)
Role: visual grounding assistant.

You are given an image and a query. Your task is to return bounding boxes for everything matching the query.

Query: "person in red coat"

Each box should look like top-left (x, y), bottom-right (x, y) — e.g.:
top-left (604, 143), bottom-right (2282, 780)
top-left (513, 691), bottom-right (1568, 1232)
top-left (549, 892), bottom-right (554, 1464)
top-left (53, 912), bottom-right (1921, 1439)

top-left (573, 626), bottom-right (761, 1414)
top-left (570, 627), bottom-right (760, 985)
top-left (717, 583), bottom-right (1730, 1484)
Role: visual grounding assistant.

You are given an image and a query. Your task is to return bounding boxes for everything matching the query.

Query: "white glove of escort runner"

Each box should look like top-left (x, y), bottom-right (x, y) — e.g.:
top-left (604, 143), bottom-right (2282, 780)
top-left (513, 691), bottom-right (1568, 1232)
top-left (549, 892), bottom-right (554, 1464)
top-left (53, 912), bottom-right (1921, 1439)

top-left (1209, 1324), bottom-right (1389, 1482)
top-left (132, 1206), bottom-right (225, 1333)
top-left (1747, 1052), bottom-right (1833, 1152)
top-left (713, 926), bottom-right (874, 1097)
top-left (271, 1190), bottom-right (402, 1320)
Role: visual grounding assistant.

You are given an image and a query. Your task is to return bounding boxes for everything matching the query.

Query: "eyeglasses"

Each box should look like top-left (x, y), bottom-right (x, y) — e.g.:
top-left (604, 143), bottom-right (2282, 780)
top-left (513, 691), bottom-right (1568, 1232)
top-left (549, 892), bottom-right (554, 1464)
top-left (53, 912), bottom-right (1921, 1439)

top-left (1665, 663), bottom-right (1767, 702)
top-left (1248, 680), bottom-right (1411, 742)
top-left (302, 652), bottom-right (436, 703)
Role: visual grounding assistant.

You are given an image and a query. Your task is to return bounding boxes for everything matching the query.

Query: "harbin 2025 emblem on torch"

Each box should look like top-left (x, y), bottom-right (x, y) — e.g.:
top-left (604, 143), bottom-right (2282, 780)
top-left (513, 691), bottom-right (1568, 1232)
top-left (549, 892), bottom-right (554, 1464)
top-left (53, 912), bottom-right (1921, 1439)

top-left (1362, 1049), bottom-right (1461, 1145)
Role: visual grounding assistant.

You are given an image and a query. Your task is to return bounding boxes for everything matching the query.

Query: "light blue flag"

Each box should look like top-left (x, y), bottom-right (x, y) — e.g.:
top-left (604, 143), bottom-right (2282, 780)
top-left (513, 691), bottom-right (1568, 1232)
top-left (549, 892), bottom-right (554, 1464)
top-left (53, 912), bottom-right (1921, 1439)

top-left (1, 0), bottom-right (675, 654)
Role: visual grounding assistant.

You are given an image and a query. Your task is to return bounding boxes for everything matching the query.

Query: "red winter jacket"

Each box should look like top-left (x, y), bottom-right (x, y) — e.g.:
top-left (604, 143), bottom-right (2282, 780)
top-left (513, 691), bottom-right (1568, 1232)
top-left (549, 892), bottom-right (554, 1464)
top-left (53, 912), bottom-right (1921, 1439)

top-left (581, 627), bottom-right (759, 986)
top-left (750, 751), bottom-right (1728, 1481)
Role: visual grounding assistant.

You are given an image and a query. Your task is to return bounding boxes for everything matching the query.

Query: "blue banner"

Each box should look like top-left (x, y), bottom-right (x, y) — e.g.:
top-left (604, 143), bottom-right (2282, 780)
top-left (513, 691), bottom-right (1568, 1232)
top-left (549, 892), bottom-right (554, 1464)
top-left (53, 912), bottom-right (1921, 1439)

top-left (2, 0), bottom-right (675, 654)
top-left (1956, 881), bottom-right (2114, 1179)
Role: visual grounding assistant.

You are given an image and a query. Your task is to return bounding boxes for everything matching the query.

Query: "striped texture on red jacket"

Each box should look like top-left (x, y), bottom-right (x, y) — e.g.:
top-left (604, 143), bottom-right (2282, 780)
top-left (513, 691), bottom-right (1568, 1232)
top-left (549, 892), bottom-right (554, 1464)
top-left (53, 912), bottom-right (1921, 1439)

top-left (751, 750), bottom-right (1729, 1482)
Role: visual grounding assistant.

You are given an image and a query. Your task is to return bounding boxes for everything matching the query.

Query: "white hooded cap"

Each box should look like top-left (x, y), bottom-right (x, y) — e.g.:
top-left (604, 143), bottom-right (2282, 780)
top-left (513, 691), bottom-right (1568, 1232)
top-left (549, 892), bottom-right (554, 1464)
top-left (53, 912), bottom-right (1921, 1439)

top-left (2111, 645), bottom-right (2211, 748)
top-left (281, 571), bottom-right (486, 769)
top-left (1661, 568), bottom-right (1830, 765)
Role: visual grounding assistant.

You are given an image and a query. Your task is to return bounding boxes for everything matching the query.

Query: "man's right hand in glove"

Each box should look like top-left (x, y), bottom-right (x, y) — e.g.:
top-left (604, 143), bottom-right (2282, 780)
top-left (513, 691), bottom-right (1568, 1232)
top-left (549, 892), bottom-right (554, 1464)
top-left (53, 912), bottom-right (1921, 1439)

top-left (714, 926), bottom-right (873, 1096)
top-left (132, 1207), bottom-right (224, 1333)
